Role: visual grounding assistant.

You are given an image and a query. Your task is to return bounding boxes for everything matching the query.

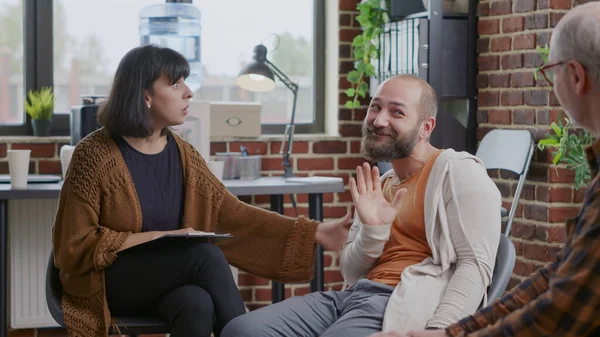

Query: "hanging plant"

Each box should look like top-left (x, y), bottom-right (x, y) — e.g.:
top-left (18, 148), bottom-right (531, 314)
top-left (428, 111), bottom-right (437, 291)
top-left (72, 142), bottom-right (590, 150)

top-left (344, 0), bottom-right (390, 109)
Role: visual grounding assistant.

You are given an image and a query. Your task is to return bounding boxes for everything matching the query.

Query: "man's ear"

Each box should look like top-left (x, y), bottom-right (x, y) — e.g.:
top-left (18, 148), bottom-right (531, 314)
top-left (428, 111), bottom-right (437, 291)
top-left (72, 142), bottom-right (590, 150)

top-left (420, 116), bottom-right (436, 139)
top-left (570, 60), bottom-right (588, 96)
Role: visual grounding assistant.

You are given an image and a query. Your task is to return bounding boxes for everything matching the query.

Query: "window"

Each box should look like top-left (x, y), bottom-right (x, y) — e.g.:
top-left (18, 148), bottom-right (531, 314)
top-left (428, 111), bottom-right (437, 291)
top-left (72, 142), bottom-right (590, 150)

top-left (0, 0), bottom-right (24, 125)
top-left (42, 0), bottom-right (324, 135)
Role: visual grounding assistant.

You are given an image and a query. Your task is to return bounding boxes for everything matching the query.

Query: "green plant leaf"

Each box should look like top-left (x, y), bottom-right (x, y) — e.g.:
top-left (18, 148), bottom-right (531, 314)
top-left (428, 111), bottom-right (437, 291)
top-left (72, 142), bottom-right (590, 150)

top-left (353, 100), bottom-right (361, 108)
top-left (346, 88), bottom-right (356, 97)
top-left (347, 70), bottom-right (360, 83)
top-left (345, 100), bottom-right (355, 109)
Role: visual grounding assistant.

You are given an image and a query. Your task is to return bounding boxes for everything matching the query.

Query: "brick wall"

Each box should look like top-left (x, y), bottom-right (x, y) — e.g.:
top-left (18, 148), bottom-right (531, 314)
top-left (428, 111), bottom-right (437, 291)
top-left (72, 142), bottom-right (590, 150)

top-left (2, 1), bottom-right (363, 335)
top-left (7, 0), bottom-right (595, 335)
top-left (476, 0), bottom-right (596, 288)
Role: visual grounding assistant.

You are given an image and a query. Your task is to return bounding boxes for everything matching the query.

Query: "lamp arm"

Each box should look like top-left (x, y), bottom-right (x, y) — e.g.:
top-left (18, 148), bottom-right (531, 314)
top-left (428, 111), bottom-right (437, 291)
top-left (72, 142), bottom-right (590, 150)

top-left (266, 60), bottom-right (299, 178)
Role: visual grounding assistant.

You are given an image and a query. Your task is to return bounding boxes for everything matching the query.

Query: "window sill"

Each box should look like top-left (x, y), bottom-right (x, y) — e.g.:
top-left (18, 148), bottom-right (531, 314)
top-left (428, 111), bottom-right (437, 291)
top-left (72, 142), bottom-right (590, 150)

top-left (0, 136), bottom-right (71, 144)
top-left (210, 133), bottom-right (342, 142)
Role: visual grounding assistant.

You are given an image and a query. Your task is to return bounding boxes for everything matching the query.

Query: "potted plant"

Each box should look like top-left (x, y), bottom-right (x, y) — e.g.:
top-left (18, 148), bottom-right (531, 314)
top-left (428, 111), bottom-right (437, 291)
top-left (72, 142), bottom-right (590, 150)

top-left (25, 86), bottom-right (54, 137)
top-left (535, 44), bottom-right (595, 190)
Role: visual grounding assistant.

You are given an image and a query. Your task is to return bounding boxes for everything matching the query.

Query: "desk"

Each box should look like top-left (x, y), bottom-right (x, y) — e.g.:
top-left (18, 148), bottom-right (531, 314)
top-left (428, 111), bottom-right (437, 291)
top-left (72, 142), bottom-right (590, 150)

top-left (0, 176), bottom-right (344, 336)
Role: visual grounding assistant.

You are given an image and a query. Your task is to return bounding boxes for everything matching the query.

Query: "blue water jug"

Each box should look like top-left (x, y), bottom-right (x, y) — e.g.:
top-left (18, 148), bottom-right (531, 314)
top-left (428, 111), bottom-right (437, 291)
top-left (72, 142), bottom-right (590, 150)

top-left (139, 2), bottom-right (202, 92)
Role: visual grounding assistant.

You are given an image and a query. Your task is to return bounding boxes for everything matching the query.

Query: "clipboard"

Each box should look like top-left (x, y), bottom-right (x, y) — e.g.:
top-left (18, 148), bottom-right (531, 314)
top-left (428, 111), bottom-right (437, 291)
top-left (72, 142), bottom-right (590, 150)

top-left (119, 232), bottom-right (234, 254)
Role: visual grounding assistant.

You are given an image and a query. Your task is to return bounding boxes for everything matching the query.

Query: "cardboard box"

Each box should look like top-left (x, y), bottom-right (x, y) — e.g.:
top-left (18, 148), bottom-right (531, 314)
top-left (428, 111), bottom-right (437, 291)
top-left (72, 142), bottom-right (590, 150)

top-left (209, 101), bottom-right (262, 138)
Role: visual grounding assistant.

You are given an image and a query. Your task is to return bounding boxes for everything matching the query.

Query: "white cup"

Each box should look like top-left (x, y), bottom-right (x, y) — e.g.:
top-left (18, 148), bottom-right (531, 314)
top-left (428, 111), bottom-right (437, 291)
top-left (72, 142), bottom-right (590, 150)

top-left (207, 160), bottom-right (225, 182)
top-left (60, 145), bottom-right (75, 180)
top-left (7, 150), bottom-right (31, 189)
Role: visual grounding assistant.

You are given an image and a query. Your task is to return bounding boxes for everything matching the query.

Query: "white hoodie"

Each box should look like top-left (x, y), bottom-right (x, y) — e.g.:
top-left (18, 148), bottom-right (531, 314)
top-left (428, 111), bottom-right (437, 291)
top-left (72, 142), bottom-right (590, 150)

top-left (339, 149), bottom-right (502, 332)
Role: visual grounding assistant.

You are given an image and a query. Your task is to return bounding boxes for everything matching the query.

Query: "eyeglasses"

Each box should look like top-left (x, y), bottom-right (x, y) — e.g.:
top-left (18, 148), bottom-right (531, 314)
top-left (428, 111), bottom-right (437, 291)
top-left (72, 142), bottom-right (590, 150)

top-left (539, 61), bottom-right (565, 86)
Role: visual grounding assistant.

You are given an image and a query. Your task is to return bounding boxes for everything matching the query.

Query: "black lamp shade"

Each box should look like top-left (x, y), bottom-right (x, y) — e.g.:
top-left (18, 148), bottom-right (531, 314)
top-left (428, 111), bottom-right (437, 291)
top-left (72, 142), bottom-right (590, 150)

top-left (236, 61), bottom-right (275, 92)
top-left (236, 44), bottom-right (277, 92)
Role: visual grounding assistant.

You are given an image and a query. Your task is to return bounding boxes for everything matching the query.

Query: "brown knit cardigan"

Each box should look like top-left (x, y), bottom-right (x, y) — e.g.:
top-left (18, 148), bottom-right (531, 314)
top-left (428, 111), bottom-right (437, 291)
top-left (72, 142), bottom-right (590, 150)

top-left (52, 128), bottom-right (319, 336)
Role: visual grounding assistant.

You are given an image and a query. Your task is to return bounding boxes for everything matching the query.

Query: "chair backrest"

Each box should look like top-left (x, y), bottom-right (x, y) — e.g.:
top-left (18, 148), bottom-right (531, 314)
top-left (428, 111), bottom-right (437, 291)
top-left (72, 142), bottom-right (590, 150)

top-left (485, 234), bottom-right (516, 305)
top-left (476, 129), bottom-right (534, 236)
top-left (475, 129), bottom-right (533, 174)
top-left (46, 251), bottom-right (66, 326)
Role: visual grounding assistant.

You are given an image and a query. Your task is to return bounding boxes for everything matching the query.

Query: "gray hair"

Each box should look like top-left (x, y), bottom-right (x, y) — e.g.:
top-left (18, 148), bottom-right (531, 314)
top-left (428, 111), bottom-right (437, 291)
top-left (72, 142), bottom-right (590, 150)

top-left (551, 2), bottom-right (600, 85)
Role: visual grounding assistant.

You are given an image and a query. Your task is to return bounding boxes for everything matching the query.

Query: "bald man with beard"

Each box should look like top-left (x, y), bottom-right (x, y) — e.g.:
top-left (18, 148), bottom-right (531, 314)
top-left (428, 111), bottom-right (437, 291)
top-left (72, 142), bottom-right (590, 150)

top-left (222, 74), bottom-right (502, 337)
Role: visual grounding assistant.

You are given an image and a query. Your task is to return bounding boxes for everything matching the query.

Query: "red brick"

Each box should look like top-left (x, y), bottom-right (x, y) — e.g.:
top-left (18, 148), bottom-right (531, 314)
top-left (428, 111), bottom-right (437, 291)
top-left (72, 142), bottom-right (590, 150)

top-left (488, 109), bottom-right (512, 124)
top-left (537, 32), bottom-right (551, 49)
top-left (549, 167), bottom-right (575, 183)
top-left (478, 19), bottom-right (500, 35)
top-left (547, 225), bottom-right (567, 243)
top-left (339, 0), bottom-right (359, 11)
top-left (313, 141), bottom-right (347, 154)
top-left (489, 74), bottom-right (510, 87)
top-left (337, 190), bottom-right (353, 202)
top-left (210, 142), bottom-right (227, 156)
top-left (525, 13), bottom-right (548, 29)
top-left (338, 157), bottom-right (367, 170)
top-left (11, 143), bottom-right (55, 157)
top-left (293, 286), bottom-right (311, 297)
top-left (549, 206), bottom-right (580, 223)
top-left (477, 110), bottom-right (489, 123)
top-left (490, 0), bottom-right (512, 15)
top-left (574, 188), bottom-right (587, 203)
top-left (524, 90), bottom-right (548, 106)
top-left (0, 144), bottom-right (6, 157)
top-left (550, 0), bottom-right (571, 9)
top-left (524, 52), bottom-right (543, 69)
top-left (270, 141), bottom-right (308, 155)
top-left (38, 160), bottom-right (61, 174)
top-left (491, 37), bottom-right (512, 52)
top-left (283, 206), bottom-right (309, 217)
top-left (324, 206), bottom-right (349, 219)
top-left (254, 288), bottom-right (272, 302)
top-left (477, 74), bottom-right (489, 88)
top-left (503, 16), bottom-right (525, 33)
top-left (523, 204), bottom-right (548, 222)
top-left (549, 187), bottom-right (573, 202)
top-left (350, 140), bottom-right (361, 154)
top-left (548, 109), bottom-right (566, 124)
top-left (550, 12), bottom-right (566, 27)
top-left (261, 157), bottom-right (294, 171)
top-left (513, 259), bottom-right (536, 277)
top-left (479, 91), bottom-right (500, 107)
top-left (338, 124), bottom-right (362, 137)
top-left (513, 34), bottom-right (536, 50)
top-left (353, 109), bottom-right (367, 121)
top-left (339, 28), bottom-right (361, 43)
top-left (324, 270), bottom-right (345, 283)
top-left (500, 91), bottom-right (524, 106)
top-left (229, 142), bottom-right (267, 155)
top-left (478, 55), bottom-right (500, 71)
top-left (478, 2), bottom-right (490, 16)
top-left (338, 108), bottom-right (352, 121)
top-left (512, 109), bottom-right (535, 125)
top-left (339, 44), bottom-right (352, 59)
top-left (297, 158), bottom-right (334, 171)
top-left (522, 242), bottom-right (547, 261)
top-left (339, 61), bottom-right (355, 75)
top-left (511, 71), bottom-right (535, 87)
top-left (514, 0), bottom-right (536, 12)
top-left (478, 38), bottom-right (490, 53)
top-left (340, 13), bottom-right (352, 27)
top-left (501, 54), bottom-right (523, 70)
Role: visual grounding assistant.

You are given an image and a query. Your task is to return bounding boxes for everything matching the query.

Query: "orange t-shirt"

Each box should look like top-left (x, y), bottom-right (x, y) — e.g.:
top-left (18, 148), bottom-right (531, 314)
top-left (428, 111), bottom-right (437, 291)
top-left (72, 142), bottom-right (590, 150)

top-left (366, 150), bottom-right (442, 287)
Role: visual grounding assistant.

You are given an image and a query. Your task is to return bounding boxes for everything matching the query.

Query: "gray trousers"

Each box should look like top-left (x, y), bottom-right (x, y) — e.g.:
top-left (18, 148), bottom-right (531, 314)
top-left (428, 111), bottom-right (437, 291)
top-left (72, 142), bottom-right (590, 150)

top-left (221, 279), bottom-right (394, 337)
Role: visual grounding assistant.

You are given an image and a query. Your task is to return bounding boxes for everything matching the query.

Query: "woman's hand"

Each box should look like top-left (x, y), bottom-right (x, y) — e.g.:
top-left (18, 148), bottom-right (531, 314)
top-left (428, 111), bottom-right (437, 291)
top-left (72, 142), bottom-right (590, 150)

top-left (350, 162), bottom-right (406, 226)
top-left (315, 211), bottom-right (353, 251)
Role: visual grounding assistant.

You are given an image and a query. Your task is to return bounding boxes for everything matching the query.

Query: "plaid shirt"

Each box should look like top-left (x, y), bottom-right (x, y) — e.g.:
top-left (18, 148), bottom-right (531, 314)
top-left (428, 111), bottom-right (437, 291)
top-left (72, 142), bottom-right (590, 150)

top-left (445, 139), bottom-right (600, 337)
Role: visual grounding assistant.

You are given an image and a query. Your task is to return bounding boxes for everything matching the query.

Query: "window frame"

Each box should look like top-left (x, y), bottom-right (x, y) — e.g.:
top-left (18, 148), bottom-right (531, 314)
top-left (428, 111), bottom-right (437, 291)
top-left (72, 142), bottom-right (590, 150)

top-left (0, 0), bottom-right (325, 136)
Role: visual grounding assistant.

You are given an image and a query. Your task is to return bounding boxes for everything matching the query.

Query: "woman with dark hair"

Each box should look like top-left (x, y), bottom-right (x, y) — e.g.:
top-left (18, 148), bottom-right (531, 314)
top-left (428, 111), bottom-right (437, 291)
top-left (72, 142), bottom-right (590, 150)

top-left (52, 45), bottom-right (351, 337)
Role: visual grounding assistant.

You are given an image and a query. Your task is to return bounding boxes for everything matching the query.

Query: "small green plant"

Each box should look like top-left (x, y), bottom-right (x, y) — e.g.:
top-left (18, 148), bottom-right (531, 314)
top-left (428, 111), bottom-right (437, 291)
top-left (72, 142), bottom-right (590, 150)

top-left (534, 44), bottom-right (550, 81)
top-left (538, 118), bottom-right (594, 190)
top-left (344, 0), bottom-right (389, 109)
top-left (25, 86), bottom-right (54, 120)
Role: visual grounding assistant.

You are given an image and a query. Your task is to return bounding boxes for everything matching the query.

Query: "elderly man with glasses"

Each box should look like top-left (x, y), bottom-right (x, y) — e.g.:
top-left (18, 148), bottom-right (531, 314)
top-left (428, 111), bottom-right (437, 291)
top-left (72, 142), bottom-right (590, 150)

top-left (371, 2), bottom-right (600, 337)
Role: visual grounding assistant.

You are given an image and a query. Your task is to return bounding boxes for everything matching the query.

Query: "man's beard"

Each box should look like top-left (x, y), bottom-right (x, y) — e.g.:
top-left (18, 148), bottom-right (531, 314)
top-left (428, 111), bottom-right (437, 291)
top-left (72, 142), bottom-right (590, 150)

top-left (360, 122), bottom-right (420, 162)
